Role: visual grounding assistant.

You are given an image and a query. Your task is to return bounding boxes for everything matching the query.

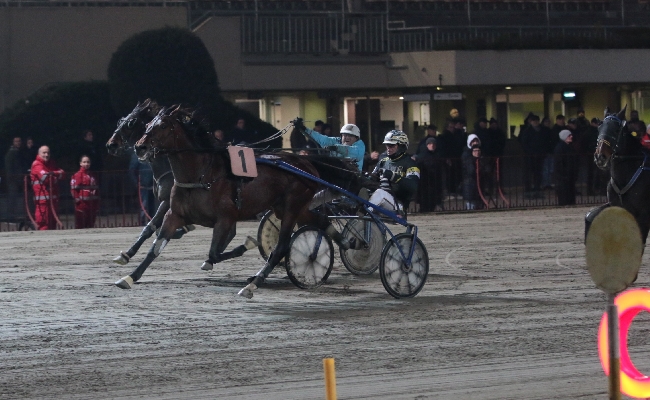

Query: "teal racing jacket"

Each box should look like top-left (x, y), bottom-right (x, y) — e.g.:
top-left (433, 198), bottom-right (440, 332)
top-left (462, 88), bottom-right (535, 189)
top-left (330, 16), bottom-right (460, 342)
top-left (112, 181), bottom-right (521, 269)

top-left (304, 128), bottom-right (366, 171)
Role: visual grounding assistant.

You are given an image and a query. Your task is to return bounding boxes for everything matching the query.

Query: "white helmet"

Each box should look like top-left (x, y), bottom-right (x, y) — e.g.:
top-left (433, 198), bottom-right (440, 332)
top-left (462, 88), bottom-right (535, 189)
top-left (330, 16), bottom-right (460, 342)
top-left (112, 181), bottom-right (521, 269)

top-left (383, 130), bottom-right (409, 147)
top-left (340, 124), bottom-right (361, 138)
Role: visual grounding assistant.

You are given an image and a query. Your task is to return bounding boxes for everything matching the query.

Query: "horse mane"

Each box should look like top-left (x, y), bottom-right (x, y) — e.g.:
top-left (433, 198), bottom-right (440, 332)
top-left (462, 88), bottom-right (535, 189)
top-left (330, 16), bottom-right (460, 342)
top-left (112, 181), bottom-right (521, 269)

top-left (600, 108), bottom-right (644, 158)
top-left (134, 98), bottom-right (162, 121)
top-left (164, 105), bottom-right (218, 152)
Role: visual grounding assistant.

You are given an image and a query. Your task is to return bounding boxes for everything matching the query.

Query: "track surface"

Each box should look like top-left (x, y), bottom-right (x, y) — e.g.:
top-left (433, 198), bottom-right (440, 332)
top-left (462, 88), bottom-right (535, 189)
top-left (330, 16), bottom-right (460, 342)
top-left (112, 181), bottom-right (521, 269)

top-left (1, 207), bottom-right (649, 399)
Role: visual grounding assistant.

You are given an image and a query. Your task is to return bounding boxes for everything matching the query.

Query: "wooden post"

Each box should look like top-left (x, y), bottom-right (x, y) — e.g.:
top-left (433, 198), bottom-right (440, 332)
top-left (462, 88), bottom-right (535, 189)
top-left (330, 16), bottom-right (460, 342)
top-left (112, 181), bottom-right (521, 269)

top-left (607, 295), bottom-right (621, 400)
top-left (323, 358), bottom-right (337, 400)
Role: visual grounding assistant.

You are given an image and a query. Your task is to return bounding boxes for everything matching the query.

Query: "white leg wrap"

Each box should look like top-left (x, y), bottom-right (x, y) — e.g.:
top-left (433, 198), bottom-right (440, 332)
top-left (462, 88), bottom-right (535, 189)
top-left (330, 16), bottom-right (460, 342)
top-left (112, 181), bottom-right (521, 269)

top-left (115, 275), bottom-right (134, 289)
top-left (112, 252), bottom-right (130, 265)
top-left (152, 238), bottom-right (168, 256)
top-left (238, 283), bottom-right (257, 299)
top-left (201, 261), bottom-right (213, 271)
top-left (243, 236), bottom-right (259, 250)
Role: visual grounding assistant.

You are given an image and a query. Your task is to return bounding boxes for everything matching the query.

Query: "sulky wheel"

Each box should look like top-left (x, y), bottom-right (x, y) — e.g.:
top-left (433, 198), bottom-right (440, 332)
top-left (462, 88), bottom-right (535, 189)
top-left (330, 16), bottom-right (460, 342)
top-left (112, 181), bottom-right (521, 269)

top-left (286, 226), bottom-right (334, 289)
top-left (379, 233), bottom-right (429, 298)
top-left (340, 219), bottom-right (386, 275)
top-left (257, 210), bottom-right (281, 261)
top-left (257, 210), bottom-right (297, 263)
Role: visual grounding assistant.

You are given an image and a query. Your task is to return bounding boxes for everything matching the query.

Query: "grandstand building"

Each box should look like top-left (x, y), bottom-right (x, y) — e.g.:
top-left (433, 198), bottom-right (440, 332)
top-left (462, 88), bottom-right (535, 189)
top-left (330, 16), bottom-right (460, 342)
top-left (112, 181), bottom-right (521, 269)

top-left (2, 0), bottom-right (650, 148)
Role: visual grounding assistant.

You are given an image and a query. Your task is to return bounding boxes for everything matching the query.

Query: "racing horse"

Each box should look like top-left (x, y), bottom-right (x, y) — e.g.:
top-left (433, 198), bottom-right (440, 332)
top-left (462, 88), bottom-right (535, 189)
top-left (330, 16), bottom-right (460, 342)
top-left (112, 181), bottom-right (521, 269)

top-left (117, 105), bottom-right (326, 298)
top-left (105, 99), bottom-right (259, 266)
top-left (588, 105), bottom-right (650, 247)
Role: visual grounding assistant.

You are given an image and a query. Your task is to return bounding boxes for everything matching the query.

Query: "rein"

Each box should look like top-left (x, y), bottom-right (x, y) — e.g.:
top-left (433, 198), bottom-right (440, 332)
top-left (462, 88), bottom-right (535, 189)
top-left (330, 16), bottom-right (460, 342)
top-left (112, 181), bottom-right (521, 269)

top-left (610, 151), bottom-right (650, 202)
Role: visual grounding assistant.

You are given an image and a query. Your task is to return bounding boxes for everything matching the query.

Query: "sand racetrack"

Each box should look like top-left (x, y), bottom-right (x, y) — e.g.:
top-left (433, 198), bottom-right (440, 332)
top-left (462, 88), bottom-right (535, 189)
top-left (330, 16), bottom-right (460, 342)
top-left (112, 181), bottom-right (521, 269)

top-left (1, 206), bottom-right (649, 399)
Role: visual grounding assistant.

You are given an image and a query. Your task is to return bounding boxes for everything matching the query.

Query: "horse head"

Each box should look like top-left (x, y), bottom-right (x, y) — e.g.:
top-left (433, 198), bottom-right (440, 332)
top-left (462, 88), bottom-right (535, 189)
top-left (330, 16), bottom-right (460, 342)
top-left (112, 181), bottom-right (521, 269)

top-left (135, 105), bottom-right (199, 161)
top-left (595, 105), bottom-right (627, 170)
top-left (106, 99), bottom-right (161, 156)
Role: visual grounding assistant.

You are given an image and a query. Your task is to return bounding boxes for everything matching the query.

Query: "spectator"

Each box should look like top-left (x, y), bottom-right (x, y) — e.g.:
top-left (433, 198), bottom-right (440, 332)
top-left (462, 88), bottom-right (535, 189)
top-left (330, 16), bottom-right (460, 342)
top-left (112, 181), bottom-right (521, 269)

top-left (77, 130), bottom-right (104, 174)
top-left (487, 118), bottom-right (507, 158)
top-left (4, 137), bottom-right (25, 223)
top-left (630, 110), bottom-right (646, 130)
top-left (437, 120), bottom-right (457, 197)
top-left (313, 120), bottom-right (324, 133)
top-left (31, 146), bottom-right (64, 230)
top-left (129, 152), bottom-right (157, 226)
top-left (413, 124), bottom-right (438, 161)
top-left (22, 137), bottom-right (38, 171)
top-left (518, 114), bottom-right (547, 198)
top-left (584, 117), bottom-right (606, 195)
top-left (641, 123), bottom-right (650, 151)
top-left (540, 116), bottom-right (556, 190)
top-left (473, 117), bottom-right (490, 157)
top-left (70, 155), bottom-right (99, 229)
top-left (321, 123), bottom-right (333, 137)
top-left (548, 114), bottom-right (566, 183)
top-left (554, 130), bottom-right (578, 206)
top-left (576, 108), bottom-right (590, 135)
top-left (232, 117), bottom-right (258, 145)
top-left (462, 144), bottom-right (489, 210)
top-left (416, 137), bottom-right (444, 212)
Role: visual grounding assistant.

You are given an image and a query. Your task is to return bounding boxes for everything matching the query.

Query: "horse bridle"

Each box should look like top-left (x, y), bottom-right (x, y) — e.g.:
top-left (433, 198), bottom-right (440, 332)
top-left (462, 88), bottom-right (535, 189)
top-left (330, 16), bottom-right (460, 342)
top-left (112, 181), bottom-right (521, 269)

top-left (597, 114), bottom-right (625, 159)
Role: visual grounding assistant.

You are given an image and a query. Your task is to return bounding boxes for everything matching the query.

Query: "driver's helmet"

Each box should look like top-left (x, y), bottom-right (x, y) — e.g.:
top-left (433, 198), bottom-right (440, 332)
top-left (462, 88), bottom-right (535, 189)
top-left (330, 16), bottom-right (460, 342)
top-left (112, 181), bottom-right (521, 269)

top-left (340, 124), bottom-right (361, 138)
top-left (383, 130), bottom-right (409, 157)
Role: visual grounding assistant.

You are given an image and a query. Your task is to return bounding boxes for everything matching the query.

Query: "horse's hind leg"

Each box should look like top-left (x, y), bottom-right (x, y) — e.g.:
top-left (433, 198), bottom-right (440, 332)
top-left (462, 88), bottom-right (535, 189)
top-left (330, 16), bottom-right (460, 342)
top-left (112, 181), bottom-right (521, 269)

top-left (200, 223), bottom-right (259, 271)
top-left (114, 212), bottom-right (184, 289)
top-left (238, 214), bottom-right (297, 299)
top-left (112, 200), bottom-right (170, 265)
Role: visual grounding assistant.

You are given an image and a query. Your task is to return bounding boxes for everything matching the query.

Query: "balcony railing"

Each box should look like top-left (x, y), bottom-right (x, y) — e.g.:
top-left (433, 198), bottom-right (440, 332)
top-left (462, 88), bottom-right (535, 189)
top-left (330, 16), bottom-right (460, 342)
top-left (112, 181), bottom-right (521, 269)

top-left (242, 15), bottom-right (650, 54)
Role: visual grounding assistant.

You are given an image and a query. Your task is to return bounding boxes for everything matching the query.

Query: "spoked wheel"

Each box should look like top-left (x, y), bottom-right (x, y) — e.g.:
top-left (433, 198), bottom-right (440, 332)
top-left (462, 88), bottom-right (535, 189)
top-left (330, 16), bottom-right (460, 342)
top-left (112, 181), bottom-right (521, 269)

top-left (286, 226), bottom-right (334, 289)
top-left (379, 233), bottom-right (429, 298)
top-left (340, 219), bottom-right (386, 275)
top-left (257, 210), bottom-right (297, 265)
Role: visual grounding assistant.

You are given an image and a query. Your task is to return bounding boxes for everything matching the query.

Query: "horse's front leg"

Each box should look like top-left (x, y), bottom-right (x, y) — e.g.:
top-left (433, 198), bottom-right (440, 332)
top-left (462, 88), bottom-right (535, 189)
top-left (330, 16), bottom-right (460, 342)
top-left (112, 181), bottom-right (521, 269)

top-left (201, 226), bottom-right (259, 271)
top-left (112, 199), bottom-right (170, 265)
top-left (238, 214), bottom-right (296, 299)
top-left (114, 211), bottom-right (185, 289)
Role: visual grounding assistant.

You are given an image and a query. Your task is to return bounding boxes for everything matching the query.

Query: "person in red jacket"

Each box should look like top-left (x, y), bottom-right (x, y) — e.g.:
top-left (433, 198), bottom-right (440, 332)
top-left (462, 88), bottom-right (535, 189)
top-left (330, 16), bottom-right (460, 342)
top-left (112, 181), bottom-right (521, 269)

top-left (70, 155), bottom-right (99, 229)
top-left (31, 146), bottom-right (64, 230)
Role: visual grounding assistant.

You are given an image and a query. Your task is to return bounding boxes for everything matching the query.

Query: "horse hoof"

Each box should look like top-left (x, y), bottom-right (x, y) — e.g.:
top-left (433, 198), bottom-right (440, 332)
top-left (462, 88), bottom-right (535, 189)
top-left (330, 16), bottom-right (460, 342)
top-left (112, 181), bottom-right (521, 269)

top-left (112, 252), bottom-right (130, 265)
top-left (243, 236), bottom-right (260, 250)
top-left (201, 262), bottom-right (213, 271)
top-left (185, 224), bottom-right (196, 232)
top-left (238, 283), bottom-right (257, 299)
top-left (115, 276), bottom-right (134, 289)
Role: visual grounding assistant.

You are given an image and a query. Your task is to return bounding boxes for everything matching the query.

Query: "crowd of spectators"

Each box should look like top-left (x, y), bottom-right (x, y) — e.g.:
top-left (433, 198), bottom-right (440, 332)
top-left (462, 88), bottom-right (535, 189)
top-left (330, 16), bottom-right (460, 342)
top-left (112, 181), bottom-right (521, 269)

top-left (0, 106), bottom-right (626, 229)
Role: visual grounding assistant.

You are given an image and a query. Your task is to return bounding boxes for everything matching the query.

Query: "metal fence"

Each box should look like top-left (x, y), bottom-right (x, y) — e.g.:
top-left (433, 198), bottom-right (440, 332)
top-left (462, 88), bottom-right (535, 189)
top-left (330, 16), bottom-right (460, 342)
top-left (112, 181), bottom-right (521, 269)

top-left (241, 15), bottom-right (645, 54)
top-left (241, 15), bottom-right (386, 54)
top-left (0, 153), bottom-right (608, 231)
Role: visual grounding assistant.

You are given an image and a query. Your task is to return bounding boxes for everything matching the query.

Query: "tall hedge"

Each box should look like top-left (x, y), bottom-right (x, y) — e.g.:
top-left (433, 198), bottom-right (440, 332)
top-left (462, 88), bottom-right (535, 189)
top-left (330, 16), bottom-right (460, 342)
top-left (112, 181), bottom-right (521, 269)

top-left (107, 26), bottom-right (279, 146)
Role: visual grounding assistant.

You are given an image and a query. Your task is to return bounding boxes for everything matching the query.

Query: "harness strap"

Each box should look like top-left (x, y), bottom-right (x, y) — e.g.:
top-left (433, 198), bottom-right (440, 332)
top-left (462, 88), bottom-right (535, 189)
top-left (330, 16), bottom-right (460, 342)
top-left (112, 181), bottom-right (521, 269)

top-left (174, 179), bottom-right (213, 190)
top-left (154, 170), bottom-right (172, 185)
top-left (610, 152), bottom-right (650, 198)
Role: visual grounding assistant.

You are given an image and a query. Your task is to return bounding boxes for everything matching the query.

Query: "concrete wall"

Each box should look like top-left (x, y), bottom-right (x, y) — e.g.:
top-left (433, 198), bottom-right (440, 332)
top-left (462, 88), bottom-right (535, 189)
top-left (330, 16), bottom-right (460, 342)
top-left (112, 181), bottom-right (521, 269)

top-left (2, 11), bottom-right (650, 114)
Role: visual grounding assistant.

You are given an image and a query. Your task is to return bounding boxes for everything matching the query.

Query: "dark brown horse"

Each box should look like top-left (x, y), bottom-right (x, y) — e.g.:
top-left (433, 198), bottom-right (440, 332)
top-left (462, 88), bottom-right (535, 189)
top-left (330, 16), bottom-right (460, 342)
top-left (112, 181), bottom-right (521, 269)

top-left (105, 99), bottom-right (202, 265)
top-left (119, 105), bottom-right (324, 298)
top-left (589, 105), bottom-right (650, 247)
